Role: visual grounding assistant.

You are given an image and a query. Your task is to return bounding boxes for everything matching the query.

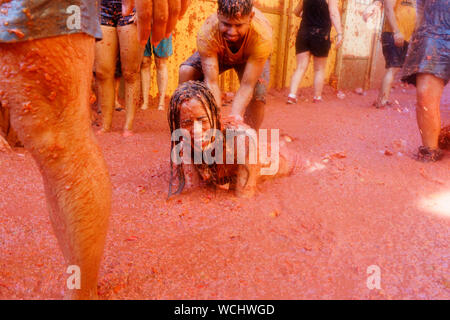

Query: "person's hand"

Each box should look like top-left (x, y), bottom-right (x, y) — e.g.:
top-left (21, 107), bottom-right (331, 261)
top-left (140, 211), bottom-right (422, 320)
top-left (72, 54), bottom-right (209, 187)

top-left (335, 33), bottom-right (343, 49)
top-left (393, 31), bottom-right (405, 47)
top-left (227, 114), bottom-right (244, 124)
top-left (122, 0), bottom-right (190, 46)
top-left (362, 1), bottom-right (381, 22)
top-left (362, 6), bottom-right (376, 22)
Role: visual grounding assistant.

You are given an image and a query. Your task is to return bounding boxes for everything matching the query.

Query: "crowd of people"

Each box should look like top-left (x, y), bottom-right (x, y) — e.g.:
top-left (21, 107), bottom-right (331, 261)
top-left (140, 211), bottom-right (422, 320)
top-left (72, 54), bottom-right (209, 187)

top-left (0, 0), bottom-right (448, 299)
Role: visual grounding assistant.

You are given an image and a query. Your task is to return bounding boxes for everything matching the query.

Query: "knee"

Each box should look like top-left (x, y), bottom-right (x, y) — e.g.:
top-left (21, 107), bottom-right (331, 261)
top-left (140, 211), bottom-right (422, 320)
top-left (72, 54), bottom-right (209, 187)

top-left (155, 58), bottom-right (167, 70)
top-left (253, 82), bottom-right (267, 104)
top-left (141, 57), bottom-right (151, 69)
top-left (122, 68), bottom-right (140, 82)
top-left (95, 65), bottom-right (114, 82)
top-left (179, 65), bottom-right (197, 83)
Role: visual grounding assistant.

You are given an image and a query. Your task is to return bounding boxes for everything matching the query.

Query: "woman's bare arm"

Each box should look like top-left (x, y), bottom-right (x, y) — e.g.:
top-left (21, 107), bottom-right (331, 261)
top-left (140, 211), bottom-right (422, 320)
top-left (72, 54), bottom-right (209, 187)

top-left (328, 0), bottom-right (344, 48)
top-left (293, 0), bottom-right (304, 17)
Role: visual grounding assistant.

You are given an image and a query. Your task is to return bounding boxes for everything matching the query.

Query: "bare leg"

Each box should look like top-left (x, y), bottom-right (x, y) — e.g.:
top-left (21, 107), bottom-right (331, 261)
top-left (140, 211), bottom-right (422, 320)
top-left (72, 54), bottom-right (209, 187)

top-left (244, 100), bottom-right (265, 130)
top-left (236, 164), bottom-right (259, 198)
top-left (0, 134), bottom-right (12, 152)
top-left (416, 73), bottom-right (444, 150)
top-left (288, 52), bottom-right (311, 98)
top-left (155, 56), bottom-right (169, 110)
top-left (117, 23), bottom-right (144, 136)
top-left (0, 34), bottom-right (111, 299)
top-left (140, 56), bottom-right (152, 110)
top-left (313, 56), bottom-right (327, 100)
top-left (375, 67), bottom-right (400, 108)
top-left (94, 26), bottom-right (118, 132)
top-left (114, 78), bottom-right (123, 110)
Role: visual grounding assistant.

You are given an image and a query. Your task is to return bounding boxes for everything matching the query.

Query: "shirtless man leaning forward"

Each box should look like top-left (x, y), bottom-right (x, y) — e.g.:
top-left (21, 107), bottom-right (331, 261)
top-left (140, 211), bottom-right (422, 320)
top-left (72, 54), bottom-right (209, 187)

top-left (179, 0), bottom-right (272, 131)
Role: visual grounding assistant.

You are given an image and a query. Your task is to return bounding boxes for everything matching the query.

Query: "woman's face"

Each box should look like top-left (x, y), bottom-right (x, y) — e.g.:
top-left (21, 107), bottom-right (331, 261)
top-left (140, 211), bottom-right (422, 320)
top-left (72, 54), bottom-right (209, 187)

top-left (179, 98), bottom-right (212, 149)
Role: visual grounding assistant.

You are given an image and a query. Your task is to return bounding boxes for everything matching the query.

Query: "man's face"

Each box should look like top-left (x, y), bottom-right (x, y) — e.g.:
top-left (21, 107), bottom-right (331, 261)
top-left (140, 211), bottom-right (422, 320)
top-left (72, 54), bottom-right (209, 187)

top-left (217, 11), bottom-right (254, 44)
top-left (179, 98), bottom-right (212, 150)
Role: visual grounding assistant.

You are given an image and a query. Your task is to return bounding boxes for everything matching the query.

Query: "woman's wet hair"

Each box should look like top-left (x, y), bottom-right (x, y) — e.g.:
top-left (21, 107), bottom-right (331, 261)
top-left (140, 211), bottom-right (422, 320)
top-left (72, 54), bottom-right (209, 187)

top-left (167, 81), bottom-right (220, 197)
top-left (218, 0), bottom-right (253, 18)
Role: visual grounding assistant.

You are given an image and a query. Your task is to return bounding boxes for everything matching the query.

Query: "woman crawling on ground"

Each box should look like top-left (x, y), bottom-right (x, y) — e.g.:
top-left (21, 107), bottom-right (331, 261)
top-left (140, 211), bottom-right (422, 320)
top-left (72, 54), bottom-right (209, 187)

top-left (168, 81), bottom-right (297, 198)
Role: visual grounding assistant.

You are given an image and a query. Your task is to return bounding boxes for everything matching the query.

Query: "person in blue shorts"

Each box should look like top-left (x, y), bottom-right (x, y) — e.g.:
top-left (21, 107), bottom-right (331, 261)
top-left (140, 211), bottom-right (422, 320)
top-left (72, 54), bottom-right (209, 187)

top-left (141, 35), bottom-right (174, 111)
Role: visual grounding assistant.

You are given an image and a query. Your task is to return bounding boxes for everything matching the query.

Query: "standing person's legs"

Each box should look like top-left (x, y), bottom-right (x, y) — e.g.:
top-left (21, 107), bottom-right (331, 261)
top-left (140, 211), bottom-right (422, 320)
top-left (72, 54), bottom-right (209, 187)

top-left (140, 37), bottom-right (153, 110)
top-left (114, 58), bottom-right (123, 110)
top-left (114, 78), bottom-right (123, 110)
top-left (140, 56), bottom-right (152, 110)
top-left (376, 32), bottom-right (408, 108)
top-left (312, 56), bottom-right (327, 101)
top-left (117, 23), bottom-right (143, 136)
top-left (376, 67), bottom-right (400, 107)
top-left (416, 73), bottom-right (444, 153)
top-left (155, 56), bottom-right (169, 110)
top-left (288, 52), bottom-right (310, 103)
top-left (94, 26), bottom-right (119, 132)
top-left (0, 34), bottom-right (111, 299)
top-left (402, 34), bottom-right (449, 161)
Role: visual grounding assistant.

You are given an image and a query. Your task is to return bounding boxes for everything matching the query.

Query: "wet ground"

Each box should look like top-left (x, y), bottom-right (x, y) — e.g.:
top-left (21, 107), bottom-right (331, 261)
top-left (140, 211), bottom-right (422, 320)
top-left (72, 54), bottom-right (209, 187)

top-left (0, 84), bottom-right (449, 299)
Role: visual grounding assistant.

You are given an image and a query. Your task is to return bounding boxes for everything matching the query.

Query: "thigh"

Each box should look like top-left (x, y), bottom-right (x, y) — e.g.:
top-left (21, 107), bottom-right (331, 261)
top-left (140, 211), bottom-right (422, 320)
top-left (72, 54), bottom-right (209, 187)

top-left (0, 34), bottom-right (95, 153)
top-left (153, 35), bottom-right (173, 59)
top-left (117, 23), bottom-right (143, 75)
top-left (295, 30), bottom-right (309, 55)
top-left (180, 52), bottom-right (205, 81)
top-left (309, 34), bottom-right (331, 58)
top-left (296, 51), bottom-right (311, 66)
top-left (94, 26), bottom-right (119, 77)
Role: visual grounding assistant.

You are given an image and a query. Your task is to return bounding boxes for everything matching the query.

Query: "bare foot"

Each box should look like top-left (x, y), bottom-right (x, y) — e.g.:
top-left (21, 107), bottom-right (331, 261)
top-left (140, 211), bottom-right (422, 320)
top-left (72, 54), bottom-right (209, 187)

top-left (0, 135), bottom-right (12, 153)
top-left (235, 185), bottom-right (256, 198)
top-left (122, 129), bottom-right (134, 137)
top-left (417, 146), bottom-right (443, 162)
top-left (373, 99), bottom-right (391, 109)
top-left (96, 128), bottom-right (110, 135)
top-left (157, 105), bottom-right (164, 111)
top-left (438, 125), bottom-right (450, 150)
top-left (140, 103), bottom-right (149, 110)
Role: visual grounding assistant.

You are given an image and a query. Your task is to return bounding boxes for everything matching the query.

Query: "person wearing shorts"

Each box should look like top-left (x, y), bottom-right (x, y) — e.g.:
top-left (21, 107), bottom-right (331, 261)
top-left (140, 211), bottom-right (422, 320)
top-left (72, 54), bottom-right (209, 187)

top-left (95, 0), bottom-right (143, 137)
top-left (287, 0), bottom-right (343, 104)
top-left (368, 0), bottom-right (416, 108)
top-left (0, 0), bottom-right (111, 299)
top-left (141, 35), bottom-right (173, 111)
top-left (401, 0), bottom-right (450, 161)
top-left (179, 0), bottom-right (272, 131)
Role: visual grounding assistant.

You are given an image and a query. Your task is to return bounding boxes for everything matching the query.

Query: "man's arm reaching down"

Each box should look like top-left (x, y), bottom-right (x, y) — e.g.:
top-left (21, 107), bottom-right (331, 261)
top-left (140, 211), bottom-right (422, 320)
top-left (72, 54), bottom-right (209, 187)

top-left (230, 59), bottom-right (266, 120)
top-left (201, 54), bottom-right (223, 110)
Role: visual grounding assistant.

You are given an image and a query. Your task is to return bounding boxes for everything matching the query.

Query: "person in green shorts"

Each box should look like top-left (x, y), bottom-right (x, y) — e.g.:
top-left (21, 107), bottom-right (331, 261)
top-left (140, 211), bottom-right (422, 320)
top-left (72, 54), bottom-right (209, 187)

top-left (141, 35), bottom-right (174, 111)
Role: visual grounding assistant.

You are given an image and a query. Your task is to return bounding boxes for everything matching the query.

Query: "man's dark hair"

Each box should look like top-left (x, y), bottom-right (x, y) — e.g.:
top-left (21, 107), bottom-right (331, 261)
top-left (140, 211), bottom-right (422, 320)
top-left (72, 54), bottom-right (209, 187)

top-left (218, 0), bottom-right (254, 18)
